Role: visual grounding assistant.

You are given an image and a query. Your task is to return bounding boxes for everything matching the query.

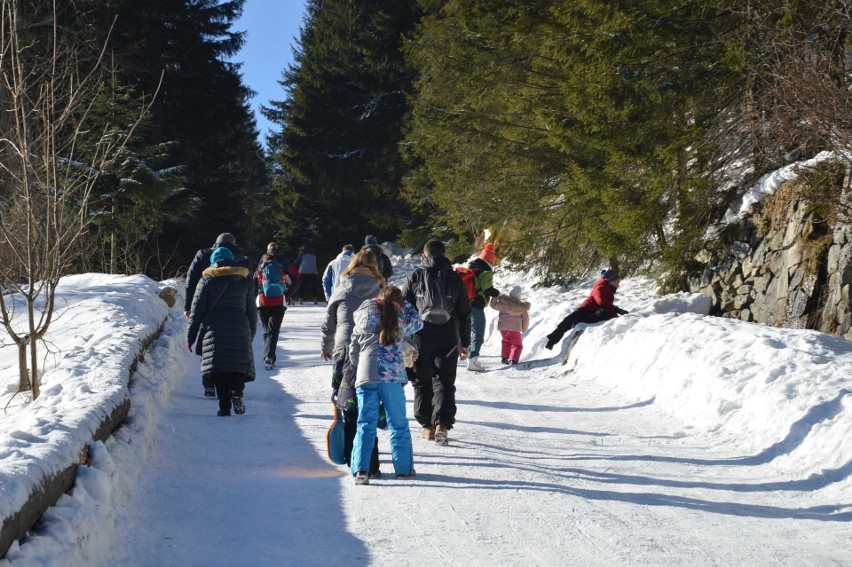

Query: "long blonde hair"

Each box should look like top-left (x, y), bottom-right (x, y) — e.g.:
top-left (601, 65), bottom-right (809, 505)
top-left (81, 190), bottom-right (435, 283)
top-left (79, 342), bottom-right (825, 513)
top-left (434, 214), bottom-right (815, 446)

top-left (342, 249), bottom-right (385, 286)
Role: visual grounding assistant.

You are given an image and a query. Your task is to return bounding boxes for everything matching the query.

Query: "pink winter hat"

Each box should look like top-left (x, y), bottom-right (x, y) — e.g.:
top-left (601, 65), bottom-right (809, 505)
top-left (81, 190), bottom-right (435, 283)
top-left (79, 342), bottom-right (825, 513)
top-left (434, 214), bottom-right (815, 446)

top-left (480, 243), bottom-right (496, 264)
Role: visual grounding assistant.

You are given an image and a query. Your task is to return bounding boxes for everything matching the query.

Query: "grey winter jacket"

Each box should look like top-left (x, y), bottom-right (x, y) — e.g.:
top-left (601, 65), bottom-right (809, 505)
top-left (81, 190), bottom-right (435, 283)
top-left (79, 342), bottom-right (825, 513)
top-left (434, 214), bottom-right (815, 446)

top-left (186, 264), bottom-right (257, 381)
top-left (321, 269), bottom-right (383, 356)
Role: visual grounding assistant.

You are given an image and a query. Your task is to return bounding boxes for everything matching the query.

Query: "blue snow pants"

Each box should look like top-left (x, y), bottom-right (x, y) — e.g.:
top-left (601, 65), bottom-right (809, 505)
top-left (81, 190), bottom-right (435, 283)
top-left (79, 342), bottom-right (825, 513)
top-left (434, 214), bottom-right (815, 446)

top-left (351, 382), bottom-right (413, 476)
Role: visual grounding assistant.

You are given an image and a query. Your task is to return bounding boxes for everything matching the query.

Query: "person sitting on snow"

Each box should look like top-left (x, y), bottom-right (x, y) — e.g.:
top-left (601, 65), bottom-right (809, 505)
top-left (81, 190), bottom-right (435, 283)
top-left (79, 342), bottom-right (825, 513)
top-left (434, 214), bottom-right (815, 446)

top-left (544, 269), bottom-right (627, 350)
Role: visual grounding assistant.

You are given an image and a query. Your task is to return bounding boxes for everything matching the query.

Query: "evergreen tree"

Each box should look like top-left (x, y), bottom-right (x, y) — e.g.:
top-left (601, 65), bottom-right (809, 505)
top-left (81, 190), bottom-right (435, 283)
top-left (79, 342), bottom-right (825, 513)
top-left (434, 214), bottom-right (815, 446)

top-left (264, 0), bottom-right (420, 260)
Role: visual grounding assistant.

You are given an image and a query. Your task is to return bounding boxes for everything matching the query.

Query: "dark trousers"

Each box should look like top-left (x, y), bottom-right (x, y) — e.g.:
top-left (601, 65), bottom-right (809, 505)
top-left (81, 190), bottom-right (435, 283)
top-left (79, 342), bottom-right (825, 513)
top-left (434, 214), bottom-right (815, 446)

top-left (547, 307), bottom-right (610, 345)
top-left (259, 305), bottom-right (286, 362)
top-left (343, 408), bottom-right (380, 474)
top-left (211, 372), bottom-right (246, 415)
top-left (410, 329), bottom-right (459, 429)
top-left (297, 273), bottom-right (320, 301)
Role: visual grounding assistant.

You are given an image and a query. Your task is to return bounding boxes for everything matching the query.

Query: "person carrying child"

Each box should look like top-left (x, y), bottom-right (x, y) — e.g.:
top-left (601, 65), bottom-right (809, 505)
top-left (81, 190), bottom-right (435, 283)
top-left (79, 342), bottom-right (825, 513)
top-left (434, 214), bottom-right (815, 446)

top-left (344, 285), bottom-right (423, 485)
top-left (489, 286), bottom-right (530, 365)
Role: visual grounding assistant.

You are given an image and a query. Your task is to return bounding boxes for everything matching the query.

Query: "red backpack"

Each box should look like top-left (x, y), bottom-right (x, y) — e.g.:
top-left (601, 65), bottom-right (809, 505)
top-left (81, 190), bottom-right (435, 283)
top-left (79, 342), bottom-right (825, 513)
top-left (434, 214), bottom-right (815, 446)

top-left (454, 267), bottom-right (478, 300)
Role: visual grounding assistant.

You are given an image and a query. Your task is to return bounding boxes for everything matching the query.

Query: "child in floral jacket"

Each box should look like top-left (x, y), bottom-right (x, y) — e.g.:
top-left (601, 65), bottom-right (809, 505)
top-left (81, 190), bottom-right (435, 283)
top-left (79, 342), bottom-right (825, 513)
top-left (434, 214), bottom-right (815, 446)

top-left (344, 285), bottom-right (423, 484)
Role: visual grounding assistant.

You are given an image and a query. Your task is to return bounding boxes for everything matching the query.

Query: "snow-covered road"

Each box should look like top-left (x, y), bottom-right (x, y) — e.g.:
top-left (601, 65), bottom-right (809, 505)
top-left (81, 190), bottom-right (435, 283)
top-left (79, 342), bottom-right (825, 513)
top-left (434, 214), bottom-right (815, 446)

top-left (106, 303), bottom-right (851, 567)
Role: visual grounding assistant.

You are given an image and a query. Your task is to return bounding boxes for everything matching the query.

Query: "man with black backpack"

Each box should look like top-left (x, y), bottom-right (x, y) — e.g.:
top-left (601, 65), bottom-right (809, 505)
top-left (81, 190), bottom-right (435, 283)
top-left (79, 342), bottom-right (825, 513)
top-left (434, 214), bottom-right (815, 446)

top-left (401, 239), bottom-right (472, 446)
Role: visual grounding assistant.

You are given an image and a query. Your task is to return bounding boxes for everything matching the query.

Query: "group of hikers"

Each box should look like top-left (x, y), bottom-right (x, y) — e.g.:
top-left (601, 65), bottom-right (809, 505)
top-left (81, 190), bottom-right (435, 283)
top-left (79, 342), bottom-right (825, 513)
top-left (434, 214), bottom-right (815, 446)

top-left (183, 232), bottom-right (626, 482)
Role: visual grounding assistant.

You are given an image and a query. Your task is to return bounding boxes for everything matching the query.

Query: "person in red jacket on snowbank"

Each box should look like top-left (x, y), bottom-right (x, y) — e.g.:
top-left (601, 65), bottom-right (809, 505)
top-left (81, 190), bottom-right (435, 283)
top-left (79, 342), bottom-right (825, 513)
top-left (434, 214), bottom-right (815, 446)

top-left (544, 269), bottom-right (627, 350)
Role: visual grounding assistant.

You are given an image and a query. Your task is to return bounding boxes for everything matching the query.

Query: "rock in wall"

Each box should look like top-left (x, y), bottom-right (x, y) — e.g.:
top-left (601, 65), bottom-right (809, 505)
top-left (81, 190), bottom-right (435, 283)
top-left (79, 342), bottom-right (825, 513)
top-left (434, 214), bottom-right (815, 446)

top-left (688, 180), bottom-right (852, 340)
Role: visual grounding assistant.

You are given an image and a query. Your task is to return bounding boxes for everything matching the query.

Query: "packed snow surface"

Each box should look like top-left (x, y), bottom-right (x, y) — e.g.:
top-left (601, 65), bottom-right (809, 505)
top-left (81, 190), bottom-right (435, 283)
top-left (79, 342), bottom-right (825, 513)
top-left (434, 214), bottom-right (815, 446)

top-left (1, 257), bottom-right (850, 566)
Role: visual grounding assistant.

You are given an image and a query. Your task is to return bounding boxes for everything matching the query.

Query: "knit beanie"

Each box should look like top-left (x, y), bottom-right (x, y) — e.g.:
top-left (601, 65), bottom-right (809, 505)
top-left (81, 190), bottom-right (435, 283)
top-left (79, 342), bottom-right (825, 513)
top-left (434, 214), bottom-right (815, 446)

top-left (601, 268), bottom-right (619, 282)
top-left (210, 246), bottom-right (235, 266)
top-left (365, 235), bottom-right (379, 245)
top-left (509, 286), bottom-right (522, 299)
top-left (480, 242), bottom-right (496, 264)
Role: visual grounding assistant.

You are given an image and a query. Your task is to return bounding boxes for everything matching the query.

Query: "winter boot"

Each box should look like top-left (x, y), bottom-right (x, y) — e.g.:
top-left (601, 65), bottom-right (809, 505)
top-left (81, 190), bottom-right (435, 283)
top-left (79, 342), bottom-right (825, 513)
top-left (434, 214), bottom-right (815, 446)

top-left (264, 358), bottom-right (274, 370)
top-left (232, 395), bottom-right (246, 415)
top-left (204, 386), bottom-right (216, 398)
top-left (501, 357), bottom-right (509, 365)
top-left (435, 425), bottom-right (448, 446)
top-left (467, 357), bottom-right (485, 372)
top-left (421, 426), bottom-right (435, 440)
top-left (396, 469), bottom-right (417, 479)
top-left (355, 472), bottom-right (370, 485)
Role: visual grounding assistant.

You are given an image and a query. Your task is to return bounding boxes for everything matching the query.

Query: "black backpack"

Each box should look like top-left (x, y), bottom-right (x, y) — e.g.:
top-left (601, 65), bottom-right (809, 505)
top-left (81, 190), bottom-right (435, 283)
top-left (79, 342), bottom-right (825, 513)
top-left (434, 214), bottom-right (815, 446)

top-left (416, 269), bottom-right (452, 324)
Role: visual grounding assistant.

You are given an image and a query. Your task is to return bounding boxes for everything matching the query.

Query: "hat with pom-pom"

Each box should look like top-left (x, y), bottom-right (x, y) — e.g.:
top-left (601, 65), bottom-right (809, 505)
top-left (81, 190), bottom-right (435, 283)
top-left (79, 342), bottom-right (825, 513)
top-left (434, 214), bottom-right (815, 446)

top-left (479, 242), bottom-right (496, 264)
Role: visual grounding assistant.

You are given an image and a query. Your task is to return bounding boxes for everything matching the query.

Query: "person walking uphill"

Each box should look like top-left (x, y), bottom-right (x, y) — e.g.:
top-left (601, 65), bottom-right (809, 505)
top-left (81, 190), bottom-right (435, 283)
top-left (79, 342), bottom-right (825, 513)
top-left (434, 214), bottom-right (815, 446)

top-left (322, 244), bottom-right (355, 300)
top-left (490, 286), bottom-right (530, 364)
top-left (401, 239), bottom-right (472, 446)
top-left (466, 243), bottom-right (500, 372)
top-left (256, 253), bottom-right (292, 370)
top-left (345, 286), bottom-right (423, 485)
top-left (184, 232), bottom-right (251, 397)
top-left (362, 235), bottom-right (393, 281)
top-left (186, 246), bottom-right (257, 417)
top-left (544, 269), bottom-right (627, 350)
top-left (294, 245), bottom-right (320, 303)
top-left (321, 250), bottom-right (386, 477)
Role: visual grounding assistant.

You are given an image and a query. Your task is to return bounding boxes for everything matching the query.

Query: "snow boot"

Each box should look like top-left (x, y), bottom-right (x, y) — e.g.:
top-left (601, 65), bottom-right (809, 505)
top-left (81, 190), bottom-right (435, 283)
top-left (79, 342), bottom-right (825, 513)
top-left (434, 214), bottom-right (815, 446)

top-left (396, 469), bottom-right (416, 479)
top-left (204, 386), bottom-right (216, 398)
top-left (264, 358), bottom-right (274, 370)
top-left (467, 357), bottom-right (485, 372)
top-left (421, 426), bottom-right (435, 440)
top-left (232, 395), bottom-right (246, 415)
top-left (435, 425), bottom-right (448, 446)
top-left (355, 472), bottom-right (370, 485)
top-left (501, 357), bottom-right (509, 365)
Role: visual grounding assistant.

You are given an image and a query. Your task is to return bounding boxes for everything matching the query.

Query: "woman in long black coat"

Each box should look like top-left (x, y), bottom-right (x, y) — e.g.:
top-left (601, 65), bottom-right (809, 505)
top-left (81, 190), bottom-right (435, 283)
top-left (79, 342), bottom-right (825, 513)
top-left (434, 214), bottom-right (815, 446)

top-left (187, 246), bottom-right (257, 416)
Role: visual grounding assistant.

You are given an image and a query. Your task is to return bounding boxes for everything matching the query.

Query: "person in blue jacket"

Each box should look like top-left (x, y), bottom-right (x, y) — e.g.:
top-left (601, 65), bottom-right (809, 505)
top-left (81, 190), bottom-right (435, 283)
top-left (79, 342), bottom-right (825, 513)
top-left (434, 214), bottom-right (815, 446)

top-left (322, 244), bottom-right (355, 300)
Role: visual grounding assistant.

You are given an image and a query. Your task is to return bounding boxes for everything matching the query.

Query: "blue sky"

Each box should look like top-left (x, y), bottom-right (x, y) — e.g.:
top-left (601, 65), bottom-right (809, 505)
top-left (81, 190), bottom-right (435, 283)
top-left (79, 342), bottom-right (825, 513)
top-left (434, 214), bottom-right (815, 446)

top-left (231, 0), bottom-right (308, 146)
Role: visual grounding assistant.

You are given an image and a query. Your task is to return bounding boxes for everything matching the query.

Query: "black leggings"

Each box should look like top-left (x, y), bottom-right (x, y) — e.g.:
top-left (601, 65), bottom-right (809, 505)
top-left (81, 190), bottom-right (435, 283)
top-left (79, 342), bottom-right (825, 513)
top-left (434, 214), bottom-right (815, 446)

top-left (547, 307), bottom-right (610, 345)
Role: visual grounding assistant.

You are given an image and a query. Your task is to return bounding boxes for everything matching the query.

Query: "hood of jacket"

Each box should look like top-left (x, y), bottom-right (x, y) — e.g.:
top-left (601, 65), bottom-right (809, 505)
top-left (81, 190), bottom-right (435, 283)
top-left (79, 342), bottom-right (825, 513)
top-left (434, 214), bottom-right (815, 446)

top-left (336, 272), bottom-right (382, 298)
top-left (202, 265), bottom-right (250, 279)
top-left (420, 254), bottom-right (452, 272)
top-left (337, 249), bottom-right (354, 260)
top-left (493, 293), bottom-right (530, 312)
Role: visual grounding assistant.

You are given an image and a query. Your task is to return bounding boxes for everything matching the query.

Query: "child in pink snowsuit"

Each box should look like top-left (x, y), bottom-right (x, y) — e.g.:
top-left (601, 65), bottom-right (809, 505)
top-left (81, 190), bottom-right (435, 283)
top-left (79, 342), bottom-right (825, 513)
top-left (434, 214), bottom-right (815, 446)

top-left (489, 286), bottom-right (530, 364)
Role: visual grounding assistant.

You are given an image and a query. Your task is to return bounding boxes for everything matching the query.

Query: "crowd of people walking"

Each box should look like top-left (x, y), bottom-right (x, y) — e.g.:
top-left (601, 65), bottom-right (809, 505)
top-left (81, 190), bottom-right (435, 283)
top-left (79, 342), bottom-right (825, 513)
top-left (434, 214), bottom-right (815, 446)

top-left (184, 232), bottom-right (625, 484)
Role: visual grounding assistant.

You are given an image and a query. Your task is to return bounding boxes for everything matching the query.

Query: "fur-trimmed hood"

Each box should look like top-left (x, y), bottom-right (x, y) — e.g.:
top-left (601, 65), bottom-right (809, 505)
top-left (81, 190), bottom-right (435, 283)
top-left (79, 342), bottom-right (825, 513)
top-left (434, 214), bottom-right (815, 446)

top-left (492, 293), bottom-right (530, 312)
top-left (202, 265), bottom-right (250, 278)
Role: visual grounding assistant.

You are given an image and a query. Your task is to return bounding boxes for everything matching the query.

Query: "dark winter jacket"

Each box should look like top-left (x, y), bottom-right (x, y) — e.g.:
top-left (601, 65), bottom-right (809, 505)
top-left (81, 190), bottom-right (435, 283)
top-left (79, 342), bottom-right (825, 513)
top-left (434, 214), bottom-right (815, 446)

top-left (401, 254), bottom-right (472, 348)
top-left (361, 243), bottom-right (393, 281)
top-left (186, 264), bottom-right (257, 381)
top-left (184, 242), bottom-right (250, 313)
top-left (579, 278), bottom-right (618, 319)
top-left (467, 258), bottom-right (500, 309)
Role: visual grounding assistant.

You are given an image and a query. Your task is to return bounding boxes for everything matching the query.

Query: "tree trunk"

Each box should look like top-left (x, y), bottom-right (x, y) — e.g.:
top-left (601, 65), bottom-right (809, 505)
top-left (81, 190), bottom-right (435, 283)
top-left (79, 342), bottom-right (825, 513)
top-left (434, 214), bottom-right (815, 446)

top-left (17, 340), bottom-right (29, 391)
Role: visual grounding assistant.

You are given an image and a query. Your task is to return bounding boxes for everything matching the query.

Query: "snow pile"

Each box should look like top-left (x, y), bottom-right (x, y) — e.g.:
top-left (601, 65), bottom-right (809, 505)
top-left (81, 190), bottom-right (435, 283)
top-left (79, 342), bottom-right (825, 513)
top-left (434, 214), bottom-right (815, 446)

top-left (0, 257), bottom-right (850, 563)
top-left (564, 311), bottom-right (852, 495)
top-left (0, 274), bottom-right (185, 564)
